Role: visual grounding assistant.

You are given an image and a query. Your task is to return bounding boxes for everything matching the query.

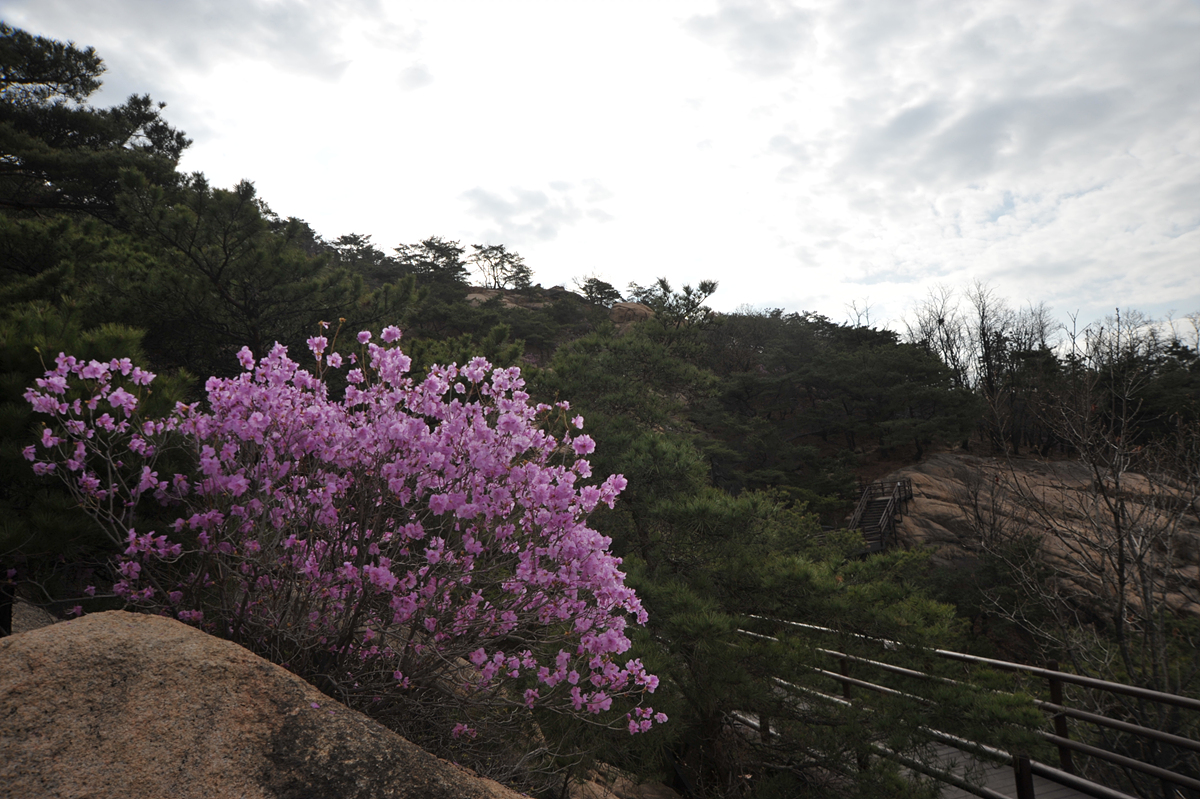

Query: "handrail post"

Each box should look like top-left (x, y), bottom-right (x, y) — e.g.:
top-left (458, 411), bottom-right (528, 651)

top-left (837, 657), bottom-right (871, 771)
top-left (1014, 754), bottom-right (1036, 799)
top-left (839, 657), bottom-right (853, 701)
top-left (1046, 660), bottom-right (1075, 774)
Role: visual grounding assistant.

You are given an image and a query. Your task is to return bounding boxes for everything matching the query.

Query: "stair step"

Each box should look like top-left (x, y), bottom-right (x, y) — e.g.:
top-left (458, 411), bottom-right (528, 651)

top-left (850, 480), bottom-right (913, 552)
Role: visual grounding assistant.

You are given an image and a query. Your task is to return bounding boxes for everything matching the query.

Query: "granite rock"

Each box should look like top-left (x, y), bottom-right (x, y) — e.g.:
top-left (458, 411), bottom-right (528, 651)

top-left (0, 610), bottom-right (525, 799)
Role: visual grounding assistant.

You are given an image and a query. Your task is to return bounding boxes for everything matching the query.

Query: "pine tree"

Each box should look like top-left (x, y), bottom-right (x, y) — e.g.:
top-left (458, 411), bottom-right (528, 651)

top-left (0, 23), bottom-right (189, 222)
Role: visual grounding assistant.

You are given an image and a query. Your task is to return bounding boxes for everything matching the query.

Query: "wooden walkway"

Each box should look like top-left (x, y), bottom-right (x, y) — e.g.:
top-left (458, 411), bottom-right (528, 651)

top-left (926, 744), bottom-right (1094, 799)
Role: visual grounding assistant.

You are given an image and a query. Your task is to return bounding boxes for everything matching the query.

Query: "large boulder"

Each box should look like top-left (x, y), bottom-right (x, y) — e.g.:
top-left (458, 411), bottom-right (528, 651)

top-left (0, 610), bottom-right (525, 799)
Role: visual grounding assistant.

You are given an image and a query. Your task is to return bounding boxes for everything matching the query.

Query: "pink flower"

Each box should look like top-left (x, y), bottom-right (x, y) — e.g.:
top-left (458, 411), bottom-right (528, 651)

top-left (129, 367), bottom-right (155, 386)
top-left (80, 360), bottom-right (108, 380)
top-left (107, 387), bottom-right (138, 417)
top-left (23, 331), bottom-right (658, 736)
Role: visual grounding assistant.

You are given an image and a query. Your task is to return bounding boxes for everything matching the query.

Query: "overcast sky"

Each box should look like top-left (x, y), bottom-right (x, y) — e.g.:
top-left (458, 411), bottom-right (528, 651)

top-left (5, 0), bottom-right (1199, 331)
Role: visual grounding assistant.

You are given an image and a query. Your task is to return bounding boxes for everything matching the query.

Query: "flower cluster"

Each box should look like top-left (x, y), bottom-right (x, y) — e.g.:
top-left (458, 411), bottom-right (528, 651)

top-left (25, 331), bottom-right (663, 735)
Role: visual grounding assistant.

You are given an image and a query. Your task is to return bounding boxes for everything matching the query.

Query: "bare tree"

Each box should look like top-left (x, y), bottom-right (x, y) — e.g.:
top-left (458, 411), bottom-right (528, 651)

top-left (469, 243), bottom-right (532, 290)
top-left (975, 311), bottom-right (1200, 798)
top-left (903, 284), bottom-right (972, 389)
top-left (846, 298), bottom-right (874, 328)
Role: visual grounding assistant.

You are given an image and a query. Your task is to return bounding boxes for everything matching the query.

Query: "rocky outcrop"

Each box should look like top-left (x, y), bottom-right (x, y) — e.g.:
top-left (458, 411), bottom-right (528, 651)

top-left (571, 765), bottom-right (681, 799)
top-left (0, 611), bottom-right (525, 799)
top-left (464, 286), bottom-right (572, 311)
top-left (466, 287), bottom-right (537, 310)
top-left (608, 302), bottom-right (654, 325)
top-left (885, 451), bottom-right (1200, 616)
top-left (885, 452), bottom-right (1015, 554)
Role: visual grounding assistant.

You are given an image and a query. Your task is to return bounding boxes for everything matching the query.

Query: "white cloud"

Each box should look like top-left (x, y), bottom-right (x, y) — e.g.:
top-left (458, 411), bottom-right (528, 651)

top-left (461, 182), bottom-right (613, 245)
top-left (398, 63), bottom-right (433, 90)
top-left (749, 0), bottom-right (1200, 323)
top-left (5, 0), bottom-right (1198, 327)
top-left (685, 0), bottom-right (815, 77)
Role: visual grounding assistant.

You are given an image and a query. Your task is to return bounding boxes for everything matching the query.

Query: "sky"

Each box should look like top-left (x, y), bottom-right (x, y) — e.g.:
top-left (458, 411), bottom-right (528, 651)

top-left (5, 0), bottom-right (1199, 332)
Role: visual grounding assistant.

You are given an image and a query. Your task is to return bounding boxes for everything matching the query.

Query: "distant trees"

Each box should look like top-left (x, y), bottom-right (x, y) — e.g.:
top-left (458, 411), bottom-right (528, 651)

top-left (627, 277), bottom-right (719, 329)
top-left (469, 243), bottom-right (531, 290)
top-left (114, 171), bottom-right (365, 377)
top-left (574, 275), bottom-right (624, 308)
top-left (329, 232), bottom-right (399, 287)
top-left (967, 312), bottom-right (1200, 798)
top-left (904, 282), bottom-right (1200, 460)
top-left (905, 282), bottom-right (1065, 454)
top-left (393, 236), bottom-right (470, 287)
top-left (697, 309), bottom-right (977, 502)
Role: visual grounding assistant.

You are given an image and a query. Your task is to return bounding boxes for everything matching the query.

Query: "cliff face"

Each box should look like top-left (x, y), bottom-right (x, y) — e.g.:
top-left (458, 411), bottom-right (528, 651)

top-left (0, 611), bottom-right (526, 799)
top-left (885, 451), bottom-right (1200, 617)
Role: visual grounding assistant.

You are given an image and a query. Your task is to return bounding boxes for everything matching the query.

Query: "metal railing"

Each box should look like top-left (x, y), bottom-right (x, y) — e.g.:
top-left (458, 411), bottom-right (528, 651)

top-left (847, 478), bottom-right (913, 551)
top-left (743, 618), bottom-right (1200, 799)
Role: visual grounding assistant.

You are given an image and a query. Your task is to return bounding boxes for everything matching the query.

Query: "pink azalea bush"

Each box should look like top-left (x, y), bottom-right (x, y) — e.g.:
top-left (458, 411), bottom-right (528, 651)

top-left (24, 327), bottom-right (664, 741)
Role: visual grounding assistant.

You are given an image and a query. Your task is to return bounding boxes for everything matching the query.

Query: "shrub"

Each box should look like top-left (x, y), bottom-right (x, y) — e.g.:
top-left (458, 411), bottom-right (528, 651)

top-left (24, 326), bottom-right (663, 753)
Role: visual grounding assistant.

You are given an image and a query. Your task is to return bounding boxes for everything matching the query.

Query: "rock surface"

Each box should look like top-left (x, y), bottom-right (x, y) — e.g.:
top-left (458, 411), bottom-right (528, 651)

top-left (466, 287), bottom-right (540, 310)
top-left (9, 597), bottom-right (57, 634)
top-left (571, 765), bottom-right (681, 799)
top-left (885, 451), bottom-right (1200, 616)
top-left (608, 302), bottom-right (654, 325)
top-left (0, 610), bottom-right (526, 799)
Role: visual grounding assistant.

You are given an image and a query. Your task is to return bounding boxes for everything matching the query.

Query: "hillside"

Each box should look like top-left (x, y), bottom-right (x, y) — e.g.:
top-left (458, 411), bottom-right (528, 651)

top-left (881, 446), bottom-right (1200, 697)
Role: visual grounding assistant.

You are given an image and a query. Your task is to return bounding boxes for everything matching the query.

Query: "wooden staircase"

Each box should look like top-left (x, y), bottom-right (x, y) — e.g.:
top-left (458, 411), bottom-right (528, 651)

top-left (847, 479), bottom-right (913, 552)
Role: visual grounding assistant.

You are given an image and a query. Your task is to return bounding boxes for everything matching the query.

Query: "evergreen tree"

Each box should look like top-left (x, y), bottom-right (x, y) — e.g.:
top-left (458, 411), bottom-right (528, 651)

top-left (394, 236), bottom-right (470, 287)
top-left (0, 23), bottom-right (189, 223)
top-left (627, 277), bottom-right (719, 329)
top-left (113, 171), bottom-right (363, 377)
top-left (575, 275), bottom-right (624, 308)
